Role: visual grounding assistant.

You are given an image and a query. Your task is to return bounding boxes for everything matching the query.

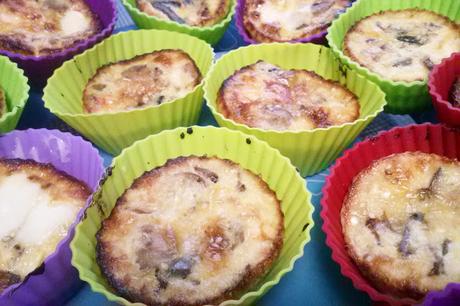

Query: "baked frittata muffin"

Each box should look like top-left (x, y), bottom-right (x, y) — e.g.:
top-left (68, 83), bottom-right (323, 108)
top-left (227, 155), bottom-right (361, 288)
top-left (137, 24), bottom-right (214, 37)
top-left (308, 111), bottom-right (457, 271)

top-left (243, 0), bottom-right (350, 42)
top-left (343, 9), bottom-right (460, 82)
top-left (0, 0), bottom-right (101, 56)
top-left (136, 0), bottom-right (231, 27)
top-left (450, 77), bottom-right (460, 107)
top-left (97, 156), bottom-right (284, 305)
top-left (217, 60), bottom-right (359, 131)
top-left (342, 152), bottom-right (460, 300)
top-left (83, 49), bottom-right (201, 113)
top-left (0, 159), bottom-right (91, 292)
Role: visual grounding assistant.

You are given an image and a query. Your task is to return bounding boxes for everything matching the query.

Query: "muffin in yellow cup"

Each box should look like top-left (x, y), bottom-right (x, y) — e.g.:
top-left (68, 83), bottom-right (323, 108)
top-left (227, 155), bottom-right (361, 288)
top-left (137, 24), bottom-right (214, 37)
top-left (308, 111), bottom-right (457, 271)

top-left (203, 43), bottom-right (386, 176)
top-left (71, 126), bottom-right (314, 305)
top-left (43, 29), bottom-right (214, 155)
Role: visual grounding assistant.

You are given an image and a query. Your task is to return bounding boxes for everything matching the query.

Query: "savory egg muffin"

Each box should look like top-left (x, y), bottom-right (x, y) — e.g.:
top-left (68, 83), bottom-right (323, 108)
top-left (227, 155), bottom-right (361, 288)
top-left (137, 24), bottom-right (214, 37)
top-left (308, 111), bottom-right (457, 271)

top-left (217, 60), bottom-right (359, 131)
top-left (344, 9), bottom-right (460, 82)
top-left (342, 152), bottom-right (460, 300)
top-left (97, 156), bottom-right (284, 305)
top-left (243, 0), bottom-right (350, 42)
top-left (0, 0), bottom-right (101, 56)
top-left (0, 159), bottom-right (91, 292)
top-left (136, 0), bottom-right (231, 27)
top-left (83, 49), bottom-right (201, 113)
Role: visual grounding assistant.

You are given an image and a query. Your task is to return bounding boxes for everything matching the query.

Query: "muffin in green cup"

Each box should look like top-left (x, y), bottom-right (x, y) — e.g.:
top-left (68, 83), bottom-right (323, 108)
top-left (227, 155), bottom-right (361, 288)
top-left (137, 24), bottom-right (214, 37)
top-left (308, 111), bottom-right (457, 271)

top-left (203, 43), bottom-right (386, 177)
top-left (121, 0), bottom-right (236, 45)
top-left (327, 0), bottom-right (460, 114)
top-left (0, 55), bottom-right (29, 133)
top-left (71, 126), bottom-right (314, 305)
top-left (43, 29), bottom-right (214, 155)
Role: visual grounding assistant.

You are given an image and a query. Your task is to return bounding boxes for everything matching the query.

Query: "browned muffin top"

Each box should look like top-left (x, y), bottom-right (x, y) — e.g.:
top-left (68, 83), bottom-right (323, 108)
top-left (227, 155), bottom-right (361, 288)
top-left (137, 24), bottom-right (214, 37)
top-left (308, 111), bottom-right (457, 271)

top-left (342, 152), bottom-right (460, 300)
top-left (0, 0), bottom-right (101, 56)
top-left (136, 0), bottom-right (231, 27)
top-left (83, 49), bottom-right (201, 114)
top-left (97, 156), bottom-right (284, 306)
top-left (243, 0), bottom-right (350, 42)
top-left (217, 60), bottom-right (359, 131)
top-left (0, 159), bottom-right (91, 292)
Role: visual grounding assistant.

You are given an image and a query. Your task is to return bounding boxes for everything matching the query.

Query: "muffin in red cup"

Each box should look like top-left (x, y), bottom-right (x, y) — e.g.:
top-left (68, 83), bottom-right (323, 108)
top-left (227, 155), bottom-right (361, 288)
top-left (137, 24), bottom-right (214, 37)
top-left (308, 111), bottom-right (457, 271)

top-left (0, 0), bottom-right (116, 86)
top-left (321, 123), bottom-right (460, 305)
top-left (429, 52), bottom-right (460, 127)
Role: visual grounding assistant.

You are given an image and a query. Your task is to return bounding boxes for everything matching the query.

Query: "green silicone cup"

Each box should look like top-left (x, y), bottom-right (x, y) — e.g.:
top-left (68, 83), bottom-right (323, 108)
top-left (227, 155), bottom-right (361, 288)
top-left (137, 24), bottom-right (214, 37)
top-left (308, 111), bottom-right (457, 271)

top-left (43, 29), bottom-right (214, 155)
top-left (70, 126), bottom-right (314, 306)
top-left (121, 0), bottom-right (236, 45)
top-left (0, 55), bottom-right (29, 133)
top-left (203, 43), bottom-right (386, 177)
top-left (327, 0), bottom-right (460, 114)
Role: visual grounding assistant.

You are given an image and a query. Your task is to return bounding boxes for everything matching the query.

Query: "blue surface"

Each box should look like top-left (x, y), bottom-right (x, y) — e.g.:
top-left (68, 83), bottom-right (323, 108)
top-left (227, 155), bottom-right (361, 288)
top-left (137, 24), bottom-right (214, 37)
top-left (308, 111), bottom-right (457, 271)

top-left (14, 1), bottom-right (434, 305)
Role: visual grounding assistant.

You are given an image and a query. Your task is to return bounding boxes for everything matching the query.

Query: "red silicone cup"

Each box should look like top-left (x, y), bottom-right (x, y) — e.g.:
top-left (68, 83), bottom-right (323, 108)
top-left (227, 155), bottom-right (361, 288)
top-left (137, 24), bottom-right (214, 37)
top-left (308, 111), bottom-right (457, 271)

top-left (428, 52), bottom-right (460, 127)
top-left (320, 123), bottom-right (460, 306)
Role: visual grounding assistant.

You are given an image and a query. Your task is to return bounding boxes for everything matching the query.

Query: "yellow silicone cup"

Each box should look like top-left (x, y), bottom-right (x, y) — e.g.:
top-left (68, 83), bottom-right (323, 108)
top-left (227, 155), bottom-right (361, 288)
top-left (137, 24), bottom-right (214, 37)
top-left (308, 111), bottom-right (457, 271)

top-left (43, 29), bottom-right (214, 155)
top-left (0, 55), bottom-right (29, 133)
top-left (71, 126), bottom-right (314, 306)
top-left (203, 43), bottom-right (386, 177)
top-left (121, 0), bottom-right (236, 45)
top-left (327, 0), bottom-right (460, 114)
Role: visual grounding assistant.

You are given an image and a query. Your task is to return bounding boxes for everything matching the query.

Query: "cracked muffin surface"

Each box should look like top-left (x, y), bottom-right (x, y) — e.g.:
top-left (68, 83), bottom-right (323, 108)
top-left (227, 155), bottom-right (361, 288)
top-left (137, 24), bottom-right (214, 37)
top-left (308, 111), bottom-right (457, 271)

top-left (0, 159), bottom-right (91, 293)
top-left (243, 0), bottom-right (350, 42)
top-left (82, 49), bottom-right (201, 114)
top-left (344, 9), bottom-right (460, 82)
top-left (0, 0), bottom-right (101, 56)
top-left (342, 152), bottom-right (460, 300)
top-left (135, 0), bottom-right (231, 27)
top-left (217, 60), bottom-right (359, 131)
top-left (97, 156), bottom-right (284, 306)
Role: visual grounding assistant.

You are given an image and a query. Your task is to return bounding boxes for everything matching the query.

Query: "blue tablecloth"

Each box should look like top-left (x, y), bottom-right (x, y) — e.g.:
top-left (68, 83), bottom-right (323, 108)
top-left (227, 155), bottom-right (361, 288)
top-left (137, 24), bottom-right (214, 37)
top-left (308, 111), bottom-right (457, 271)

top-left (15, 1), bottom-right (433, 305)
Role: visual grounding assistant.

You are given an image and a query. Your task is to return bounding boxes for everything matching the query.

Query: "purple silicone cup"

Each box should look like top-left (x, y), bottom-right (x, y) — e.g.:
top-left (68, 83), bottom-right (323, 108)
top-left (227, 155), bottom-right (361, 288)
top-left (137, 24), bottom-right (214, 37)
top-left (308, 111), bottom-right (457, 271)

top-left (235, 0), bottom-right (354, 45)
top-left (0, 129), bottom-right (105, 306)
top-left (0, 0), bottom-right (117, 87)
top-left (423, 284), bottom-right (460, 306)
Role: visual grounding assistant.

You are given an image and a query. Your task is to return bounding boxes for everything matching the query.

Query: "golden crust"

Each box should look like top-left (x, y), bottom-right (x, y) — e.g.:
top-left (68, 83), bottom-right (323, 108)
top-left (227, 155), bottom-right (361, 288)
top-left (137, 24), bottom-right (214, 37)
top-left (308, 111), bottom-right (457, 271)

top-left (0, 159), bottom-right (91, 202)
top-left (342, 152), bottom-right (460, 300)
top-left (243, 0), bottom-right (350, 42)
top-left (82, 49), bottom-right (201, 114)
top-left (97, 156), bottom-right (284, 306)
top-left (217, 60), bottom-right (359, 131)
top-left (136, 0), bottom-right (231, 27)
top-left (343, 9), bottom-right (460, 82)
top-left (0, 0), bottom-right (101, 56)
top-left (0, 158), bottom-right (91, 293)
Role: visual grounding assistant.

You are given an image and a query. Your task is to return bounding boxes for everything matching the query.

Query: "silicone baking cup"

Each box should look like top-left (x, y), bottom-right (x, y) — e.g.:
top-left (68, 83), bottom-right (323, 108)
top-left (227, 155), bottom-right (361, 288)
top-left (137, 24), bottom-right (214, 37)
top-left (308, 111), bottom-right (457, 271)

top-left (0, 55), bottom-right (29, 134)
top-left (121, 0), bottom-right (236, 45)
top-left (0, 129), bottom-right (104, 306)
top-left (321, 123), bottom-right (460, 306)
top-left (0, 0), bottom-right (116, 86)
top-left (203, 43), bottom-right (386, 177)
top-left (71, 126), bottom-right (314, 306)
top-left (43, 29), bottom-right (214, 155)
top-left (424, 283), bottom-right (460, 306)
top-left (235, 0), bottom-right (353, 45)
top-left (428, 52), bottom-right (460, 127)
top-left (327, 0), bottom-right (460, 114)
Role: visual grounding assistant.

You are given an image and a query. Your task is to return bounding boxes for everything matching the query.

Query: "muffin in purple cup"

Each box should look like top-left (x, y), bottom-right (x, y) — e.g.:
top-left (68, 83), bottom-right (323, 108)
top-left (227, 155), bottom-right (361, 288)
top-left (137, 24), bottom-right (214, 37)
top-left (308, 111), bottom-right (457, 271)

top-left (0, 129), bottom-right (104, 306)
top-left (0, 0), bottom-right (116, 86)
top-left (236, 0), bottom-right (352, 44)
